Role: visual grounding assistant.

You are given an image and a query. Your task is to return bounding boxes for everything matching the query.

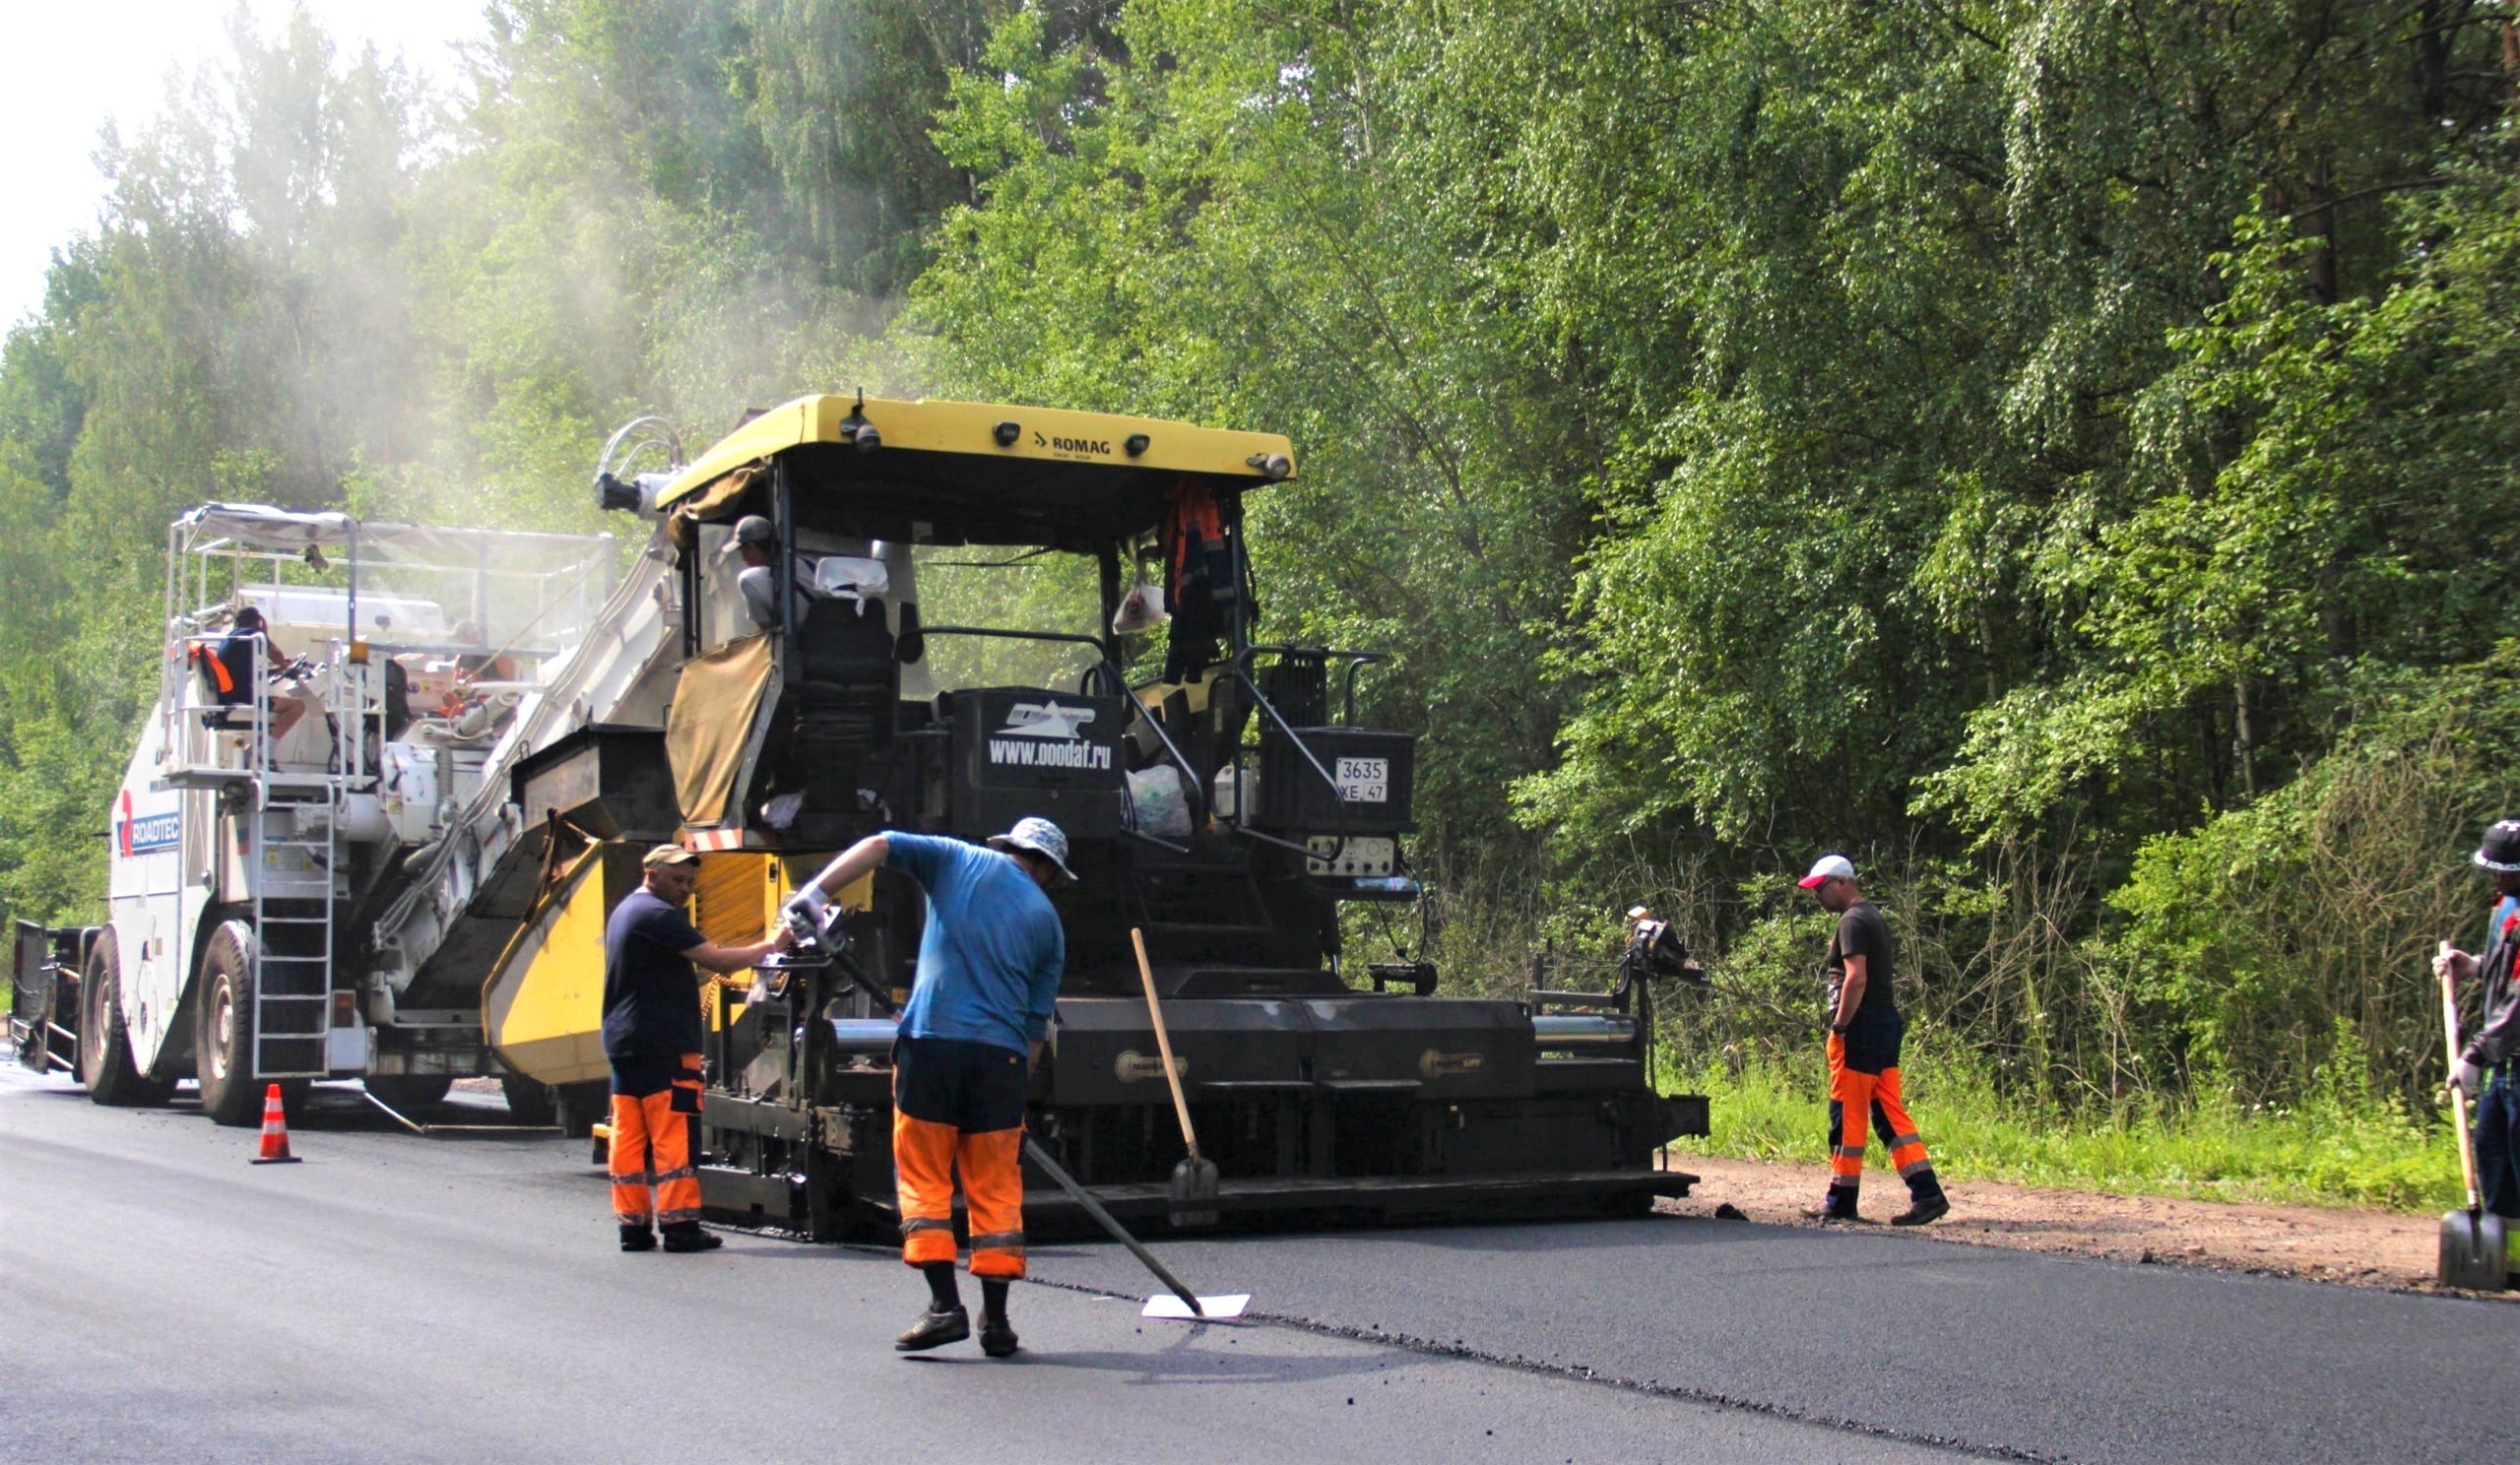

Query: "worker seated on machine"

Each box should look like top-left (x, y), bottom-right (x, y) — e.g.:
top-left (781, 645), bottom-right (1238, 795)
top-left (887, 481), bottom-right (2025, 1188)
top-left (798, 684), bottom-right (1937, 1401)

top-left (211, 605), bottom-right (312, 747)
top-left (727, 514), bottom-right (887, 633)
top-left (729, 515), bottom-right (789, 632)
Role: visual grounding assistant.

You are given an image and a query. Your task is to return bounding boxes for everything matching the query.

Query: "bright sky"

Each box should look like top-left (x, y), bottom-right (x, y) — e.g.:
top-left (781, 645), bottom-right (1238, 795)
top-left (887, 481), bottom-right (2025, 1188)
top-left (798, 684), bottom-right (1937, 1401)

top-left (0, 1), bottom-right (492, 332)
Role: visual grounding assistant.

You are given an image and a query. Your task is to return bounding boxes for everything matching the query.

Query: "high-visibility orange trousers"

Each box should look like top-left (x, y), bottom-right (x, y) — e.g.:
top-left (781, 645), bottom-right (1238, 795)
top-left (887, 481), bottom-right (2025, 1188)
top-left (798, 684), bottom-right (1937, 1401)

top-left (611, 1053), bottom-right (704, 1229)
top-left (1826, 1034), bottom-right (1941, 1210)
top-left (892, 1036), bottom-right (1028, 1279)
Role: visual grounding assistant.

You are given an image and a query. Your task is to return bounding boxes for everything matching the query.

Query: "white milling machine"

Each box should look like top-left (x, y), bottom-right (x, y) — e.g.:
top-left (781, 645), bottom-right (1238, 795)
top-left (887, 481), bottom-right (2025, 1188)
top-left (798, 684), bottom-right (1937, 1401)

top-left (77, 488), bottom-right (670, 1124)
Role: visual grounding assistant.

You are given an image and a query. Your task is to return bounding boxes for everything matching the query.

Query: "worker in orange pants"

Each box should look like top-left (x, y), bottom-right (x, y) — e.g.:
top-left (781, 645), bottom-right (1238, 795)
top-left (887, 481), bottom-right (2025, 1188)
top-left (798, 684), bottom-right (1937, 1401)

top-left (611, 1053), bottom-right (706, 1233)
top-left (601, 845), bottom-right (789, 1252)
top-left (1798, 854), bottom-right (1948, 1225)
top-left (893, 1039), bottom-right (1030, 1281)
top-left (791, 818), bottom-right (1071, 1357)
top-left (1826, 1037), bottom-right (1940, 1217)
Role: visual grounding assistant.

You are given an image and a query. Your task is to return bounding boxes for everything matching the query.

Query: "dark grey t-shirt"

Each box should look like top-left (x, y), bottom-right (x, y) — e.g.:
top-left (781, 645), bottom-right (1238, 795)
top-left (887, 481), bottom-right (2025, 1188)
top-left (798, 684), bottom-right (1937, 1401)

top-left (1824, 901), bottom-right (1903, 1059)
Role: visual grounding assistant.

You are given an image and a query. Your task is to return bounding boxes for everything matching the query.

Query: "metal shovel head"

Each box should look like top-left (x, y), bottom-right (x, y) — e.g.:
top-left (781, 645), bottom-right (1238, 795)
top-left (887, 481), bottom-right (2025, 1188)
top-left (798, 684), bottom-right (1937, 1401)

top-left (2438, 1207), bottom-right (2508, 1292)
top-left (1144, 1293), bottom-right (1250, 1320)
top-left (1168, 1155), bottom-right (1220, 1230)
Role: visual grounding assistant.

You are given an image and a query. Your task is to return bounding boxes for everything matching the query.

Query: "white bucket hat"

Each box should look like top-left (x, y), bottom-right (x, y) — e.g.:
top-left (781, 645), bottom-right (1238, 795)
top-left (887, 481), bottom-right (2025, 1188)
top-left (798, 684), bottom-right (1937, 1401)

top-left (989, 816), bottom-right (1076, 883)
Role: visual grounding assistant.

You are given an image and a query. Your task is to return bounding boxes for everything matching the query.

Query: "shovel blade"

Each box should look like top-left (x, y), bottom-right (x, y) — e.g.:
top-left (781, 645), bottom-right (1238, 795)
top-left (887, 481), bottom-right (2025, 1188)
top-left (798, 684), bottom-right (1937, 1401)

top-left (1168, 1156), bottom-right (1221, 1230)
top-left (1143, 1293), bottom-right (1250, 1320)
top-left (2438, 1208), bottom-right (2509, 1292)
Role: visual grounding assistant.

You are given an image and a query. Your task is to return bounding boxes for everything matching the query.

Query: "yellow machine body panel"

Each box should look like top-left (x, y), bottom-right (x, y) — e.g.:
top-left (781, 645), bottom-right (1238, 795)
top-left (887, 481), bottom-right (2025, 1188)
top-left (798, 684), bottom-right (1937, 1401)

top-left (484, 848), bottom-right (614, 1086)
top-left (485, 847), bottom-right (870, 1085)
top-left (654, 394), bottom-right (1297, 510)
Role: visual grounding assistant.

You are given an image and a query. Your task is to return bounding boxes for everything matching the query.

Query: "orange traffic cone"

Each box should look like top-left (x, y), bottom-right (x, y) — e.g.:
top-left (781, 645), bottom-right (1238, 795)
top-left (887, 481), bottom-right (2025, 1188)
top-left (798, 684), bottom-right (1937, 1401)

top-left (251, 1082), bottom-right (300, 1165)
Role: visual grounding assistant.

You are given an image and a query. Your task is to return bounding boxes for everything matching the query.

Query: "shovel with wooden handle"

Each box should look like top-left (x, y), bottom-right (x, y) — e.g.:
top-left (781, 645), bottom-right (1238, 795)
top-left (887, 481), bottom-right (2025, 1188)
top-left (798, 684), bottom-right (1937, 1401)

top-left (1133, 926), bottom-right (1220, 1228)
top-left (2438, 941), bottom-right (2508, 1291)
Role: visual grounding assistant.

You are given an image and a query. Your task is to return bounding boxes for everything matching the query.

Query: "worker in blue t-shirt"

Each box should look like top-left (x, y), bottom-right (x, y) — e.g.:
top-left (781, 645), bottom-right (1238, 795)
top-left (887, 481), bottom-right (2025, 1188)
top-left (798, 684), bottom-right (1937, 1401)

top-left (788, 817), bottom-right (1069, 1359)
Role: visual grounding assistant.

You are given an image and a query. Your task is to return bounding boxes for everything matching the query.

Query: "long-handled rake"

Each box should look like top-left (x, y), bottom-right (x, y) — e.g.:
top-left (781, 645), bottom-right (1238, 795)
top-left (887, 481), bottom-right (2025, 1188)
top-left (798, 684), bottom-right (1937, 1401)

top-left (1020, 1133), bottom-right (1248, 1319)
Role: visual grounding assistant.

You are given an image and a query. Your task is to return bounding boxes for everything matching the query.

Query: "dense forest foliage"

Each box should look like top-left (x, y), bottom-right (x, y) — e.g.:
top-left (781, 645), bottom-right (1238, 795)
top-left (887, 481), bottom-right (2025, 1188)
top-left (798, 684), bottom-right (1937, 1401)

top-left (6, 0), bottom-right (2519, 1121)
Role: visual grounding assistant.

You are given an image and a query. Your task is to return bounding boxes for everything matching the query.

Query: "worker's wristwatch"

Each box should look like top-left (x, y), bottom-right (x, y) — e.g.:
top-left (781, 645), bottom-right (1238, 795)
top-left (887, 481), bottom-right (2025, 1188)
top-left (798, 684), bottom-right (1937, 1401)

top-left (1827, 1022), bottom-right (1850, 1035)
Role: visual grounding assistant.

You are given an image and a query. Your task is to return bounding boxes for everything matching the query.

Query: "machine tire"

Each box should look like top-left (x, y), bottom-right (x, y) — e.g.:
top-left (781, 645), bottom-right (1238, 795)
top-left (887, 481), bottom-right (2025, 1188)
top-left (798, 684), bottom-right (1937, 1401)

top-left (363, 1074), bottom-right (452, 1114)
top-left (499, 1071), bottom-right (557, 1126)
top-left (193, 920), bottom-right (267, 1127)
top-left (77, 931), bottom-right (171, 1107)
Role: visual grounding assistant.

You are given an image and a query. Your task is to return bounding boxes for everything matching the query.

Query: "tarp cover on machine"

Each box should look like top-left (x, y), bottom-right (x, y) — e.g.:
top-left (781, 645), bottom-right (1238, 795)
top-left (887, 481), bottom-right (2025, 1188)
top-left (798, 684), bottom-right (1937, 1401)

top-left (668, 635), bottom-right (774, 824)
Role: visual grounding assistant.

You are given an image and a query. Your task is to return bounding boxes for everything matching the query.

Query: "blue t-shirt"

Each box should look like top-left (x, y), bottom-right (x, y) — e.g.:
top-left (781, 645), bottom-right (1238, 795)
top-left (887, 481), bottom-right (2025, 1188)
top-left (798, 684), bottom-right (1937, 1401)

top-left (886, 832), bottom-right (1066, 1055)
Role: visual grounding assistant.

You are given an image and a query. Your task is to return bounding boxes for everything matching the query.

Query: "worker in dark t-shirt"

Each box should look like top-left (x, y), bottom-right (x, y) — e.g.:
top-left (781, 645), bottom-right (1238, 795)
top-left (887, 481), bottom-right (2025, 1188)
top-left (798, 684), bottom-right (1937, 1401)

top-left (1797, 854), bottom-right (1948, 1226)
top-left (600, 845), bottom-right (790, 1253)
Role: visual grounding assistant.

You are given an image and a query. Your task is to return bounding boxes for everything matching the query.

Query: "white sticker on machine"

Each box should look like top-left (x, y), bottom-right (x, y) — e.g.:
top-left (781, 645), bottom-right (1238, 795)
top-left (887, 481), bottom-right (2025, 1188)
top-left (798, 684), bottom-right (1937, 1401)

top-left (1334, 756), bottom-right (1389, 803)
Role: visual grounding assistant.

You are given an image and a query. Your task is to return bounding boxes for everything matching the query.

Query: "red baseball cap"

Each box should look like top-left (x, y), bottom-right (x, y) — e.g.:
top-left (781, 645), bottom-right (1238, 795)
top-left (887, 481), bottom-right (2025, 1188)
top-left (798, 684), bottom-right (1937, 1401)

top-left (1797, 854), bottom-right (1855, 889)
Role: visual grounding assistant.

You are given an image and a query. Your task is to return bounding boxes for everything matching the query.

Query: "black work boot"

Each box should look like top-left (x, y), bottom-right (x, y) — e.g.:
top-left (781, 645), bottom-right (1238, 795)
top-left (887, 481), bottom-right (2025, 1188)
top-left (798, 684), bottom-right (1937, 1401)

top-left (619, 1223), bottom-right (658, 1252)
top-left (660, 1222), bottom-right (724, 1252)
top-left (1891, 1177), bottom-right (1950, 1227)
top-left (896, 1306), bottom-right (971, 1352)
top-left (1802, 1185), bottom-right (1863, 1223)
top-left (980, 1279), bottom-right (1018, 1358)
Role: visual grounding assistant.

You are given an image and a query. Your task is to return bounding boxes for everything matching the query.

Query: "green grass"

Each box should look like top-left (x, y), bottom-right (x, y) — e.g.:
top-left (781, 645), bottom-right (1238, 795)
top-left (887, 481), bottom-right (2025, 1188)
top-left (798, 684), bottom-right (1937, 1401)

top-left (1677, 1055), bottom-right (2466, 1214)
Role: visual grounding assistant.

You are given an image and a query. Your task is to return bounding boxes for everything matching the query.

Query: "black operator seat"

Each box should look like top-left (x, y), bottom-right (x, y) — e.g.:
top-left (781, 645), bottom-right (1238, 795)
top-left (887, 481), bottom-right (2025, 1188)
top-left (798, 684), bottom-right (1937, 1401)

top-left (792, 595), bottom-right (898, 749)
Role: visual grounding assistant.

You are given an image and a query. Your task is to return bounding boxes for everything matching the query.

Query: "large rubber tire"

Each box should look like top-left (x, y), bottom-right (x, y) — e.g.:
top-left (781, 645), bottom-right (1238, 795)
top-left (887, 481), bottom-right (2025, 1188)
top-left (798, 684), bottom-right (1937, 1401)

top-left (193, 921), bottom-right (267, 1127)
top-left (499, 1071), bottom-right (557, 1126)
top-left (363, 1074), bottom-right (452, 1114)
top-left (77, 931), bottom-right (171, 1107)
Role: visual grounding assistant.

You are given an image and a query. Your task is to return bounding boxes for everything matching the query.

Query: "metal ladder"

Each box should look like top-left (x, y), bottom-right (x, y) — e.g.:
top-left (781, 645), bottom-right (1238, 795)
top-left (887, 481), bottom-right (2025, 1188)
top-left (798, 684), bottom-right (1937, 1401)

top-left (248, 777), bottom-right (342, 1082)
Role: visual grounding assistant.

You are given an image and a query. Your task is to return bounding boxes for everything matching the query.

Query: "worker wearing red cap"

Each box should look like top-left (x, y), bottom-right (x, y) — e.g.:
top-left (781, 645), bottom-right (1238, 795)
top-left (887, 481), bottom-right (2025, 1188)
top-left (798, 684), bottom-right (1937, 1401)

top-left (1798, 855), bottom-right (1947, 1225)
top-left (602, 845), bottom-right (791, 1253)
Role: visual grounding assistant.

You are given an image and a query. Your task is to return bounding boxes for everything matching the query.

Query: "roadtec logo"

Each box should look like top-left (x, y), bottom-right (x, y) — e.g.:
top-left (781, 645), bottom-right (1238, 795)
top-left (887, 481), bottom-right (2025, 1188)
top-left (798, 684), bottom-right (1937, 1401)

top-left (115, 789), bottom-right (178, 859)
top-left (988, 700), bottom-right (1113, 772)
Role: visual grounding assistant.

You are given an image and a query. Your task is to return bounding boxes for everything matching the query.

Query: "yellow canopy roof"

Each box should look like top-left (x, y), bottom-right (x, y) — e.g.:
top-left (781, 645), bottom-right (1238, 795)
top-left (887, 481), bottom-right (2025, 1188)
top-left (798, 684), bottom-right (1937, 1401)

top-left (654, 394), bottom-right (1297, 512)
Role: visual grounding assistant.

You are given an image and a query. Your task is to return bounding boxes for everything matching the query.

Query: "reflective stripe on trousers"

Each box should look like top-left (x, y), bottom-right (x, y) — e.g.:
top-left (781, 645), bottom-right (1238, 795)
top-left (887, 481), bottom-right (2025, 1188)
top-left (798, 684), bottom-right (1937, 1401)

top-left (611, 1053), bottom-right (705, 1226)
top-left (893, 1113), bottom-right (1027, 1278)
top-left (1825, 1034), bottom-right (1940, 1203)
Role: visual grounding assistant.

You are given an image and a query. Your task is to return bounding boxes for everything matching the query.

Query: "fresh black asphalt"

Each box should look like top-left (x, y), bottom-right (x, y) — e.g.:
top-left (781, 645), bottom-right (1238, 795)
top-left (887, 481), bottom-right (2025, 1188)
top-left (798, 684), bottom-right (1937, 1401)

top-left (0, 1065), bottom-right (1957, 1465)
top-left (4, 1060), bottom-right (2510, 1464)
top-left (1026, 1181), bottom-right (2520, 1465)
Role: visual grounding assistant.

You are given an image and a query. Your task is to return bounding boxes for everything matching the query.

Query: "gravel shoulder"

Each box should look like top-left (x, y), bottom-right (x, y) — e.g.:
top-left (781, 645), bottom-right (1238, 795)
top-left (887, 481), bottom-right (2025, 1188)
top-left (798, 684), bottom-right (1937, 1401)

top-left (1663, 1149), bottom-right (2511, 1296)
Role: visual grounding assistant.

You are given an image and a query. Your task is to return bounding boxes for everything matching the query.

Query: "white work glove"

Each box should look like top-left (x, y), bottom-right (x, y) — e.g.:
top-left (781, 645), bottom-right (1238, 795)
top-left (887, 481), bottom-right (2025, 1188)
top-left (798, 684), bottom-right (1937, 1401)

top-left (781, 882), bottom-right (830, 931)
top-left (2450, 1058), bottom-right (2485, 1098)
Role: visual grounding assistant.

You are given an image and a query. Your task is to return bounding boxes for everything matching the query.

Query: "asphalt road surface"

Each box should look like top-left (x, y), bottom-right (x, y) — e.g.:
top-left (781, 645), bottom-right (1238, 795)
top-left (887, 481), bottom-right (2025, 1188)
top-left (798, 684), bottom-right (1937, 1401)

top-left (2, 1063), bottom-right (2510, 1465)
